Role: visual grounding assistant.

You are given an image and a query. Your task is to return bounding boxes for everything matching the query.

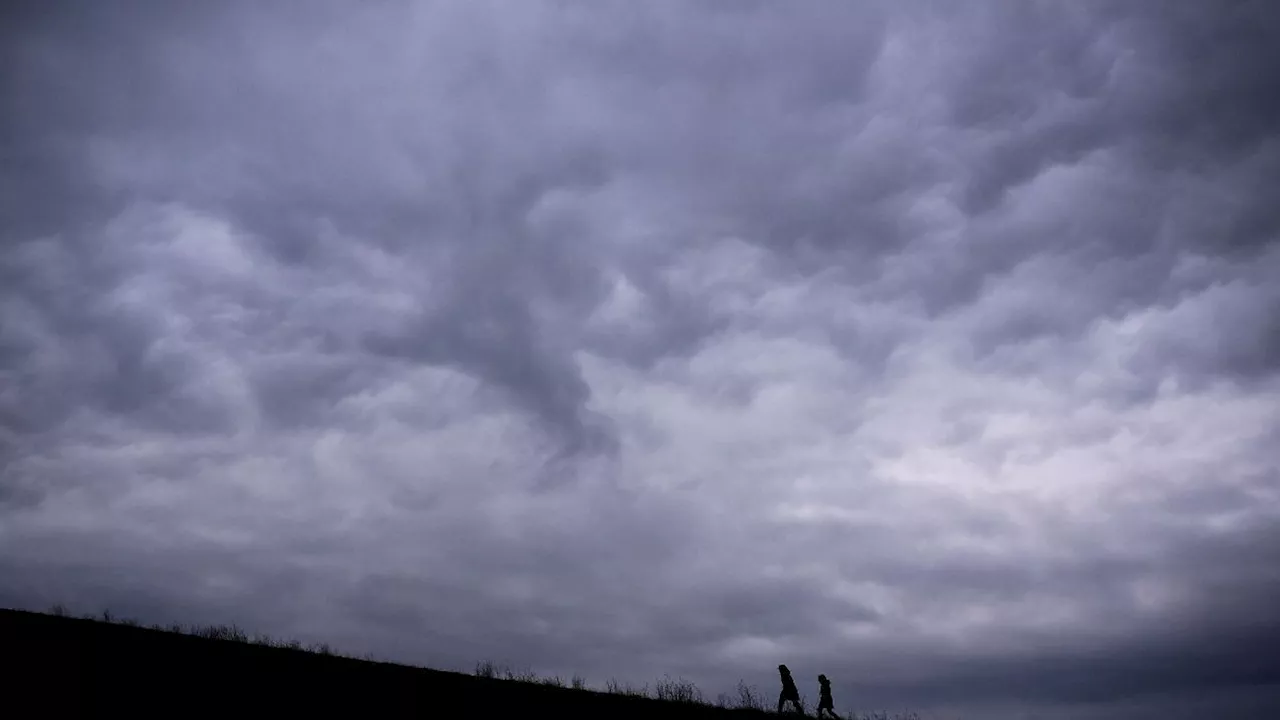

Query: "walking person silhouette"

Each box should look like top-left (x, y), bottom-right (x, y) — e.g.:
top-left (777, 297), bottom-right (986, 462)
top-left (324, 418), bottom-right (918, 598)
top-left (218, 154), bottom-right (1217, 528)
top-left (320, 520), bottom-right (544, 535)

top-left (777, 664), bottom-right (803, 714)
top-left (816, 674), bottom-right (838, 718)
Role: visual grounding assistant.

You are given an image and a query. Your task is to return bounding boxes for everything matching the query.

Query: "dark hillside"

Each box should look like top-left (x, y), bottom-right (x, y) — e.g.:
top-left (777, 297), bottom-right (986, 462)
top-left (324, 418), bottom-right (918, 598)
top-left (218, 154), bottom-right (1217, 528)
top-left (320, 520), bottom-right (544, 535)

top-left (1, 609), bottom-right (764, 718)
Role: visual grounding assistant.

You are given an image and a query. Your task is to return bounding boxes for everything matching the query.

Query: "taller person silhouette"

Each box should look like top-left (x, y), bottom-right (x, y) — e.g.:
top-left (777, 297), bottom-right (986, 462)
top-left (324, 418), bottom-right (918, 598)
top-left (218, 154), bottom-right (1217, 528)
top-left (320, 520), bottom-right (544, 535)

top-left (777, 664), bottom-right (803, 714)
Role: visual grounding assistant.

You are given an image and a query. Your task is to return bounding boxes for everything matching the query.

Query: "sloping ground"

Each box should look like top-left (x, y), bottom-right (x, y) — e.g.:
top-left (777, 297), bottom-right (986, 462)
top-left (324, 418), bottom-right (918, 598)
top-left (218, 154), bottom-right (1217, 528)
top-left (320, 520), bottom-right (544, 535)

top-left (1, 609), bottom-right (762, 718)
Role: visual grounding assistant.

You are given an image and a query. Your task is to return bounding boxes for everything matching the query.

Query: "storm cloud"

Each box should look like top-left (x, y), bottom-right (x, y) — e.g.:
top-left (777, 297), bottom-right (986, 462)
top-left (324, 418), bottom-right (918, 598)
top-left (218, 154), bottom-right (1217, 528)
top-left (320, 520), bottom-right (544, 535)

top-left (3, 1), bottom-right (1279, 717)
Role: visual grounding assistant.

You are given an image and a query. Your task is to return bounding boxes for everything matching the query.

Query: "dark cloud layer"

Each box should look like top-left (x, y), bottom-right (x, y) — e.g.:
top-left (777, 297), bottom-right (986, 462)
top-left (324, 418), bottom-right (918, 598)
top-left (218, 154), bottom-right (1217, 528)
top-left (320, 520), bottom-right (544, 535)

top-left (3, 2), bottom-right (1279, 717)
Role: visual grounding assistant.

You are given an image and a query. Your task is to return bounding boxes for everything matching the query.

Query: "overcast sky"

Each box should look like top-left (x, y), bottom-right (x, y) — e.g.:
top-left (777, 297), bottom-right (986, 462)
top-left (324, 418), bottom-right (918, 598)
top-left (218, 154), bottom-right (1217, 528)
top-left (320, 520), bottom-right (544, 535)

top-left (3, 1), bottom-right (1279, 717)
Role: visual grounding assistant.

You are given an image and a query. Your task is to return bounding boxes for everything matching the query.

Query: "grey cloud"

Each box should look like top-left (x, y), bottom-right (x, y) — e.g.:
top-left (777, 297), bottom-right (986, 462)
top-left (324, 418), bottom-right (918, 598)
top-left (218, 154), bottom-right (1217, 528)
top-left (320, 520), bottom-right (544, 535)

top-left (897, 524), bottom-right (1280, 706)
top-left (4, 0), bottom-right (625, 456)
top-left (1137, 1), bottom-right (1280, 168)
top-left (3, 2), bottom-right (1280, 718)
top-left (0, 235), bottom-right (207, 441)
top-left (865, 1), bottom-right (1280, 364)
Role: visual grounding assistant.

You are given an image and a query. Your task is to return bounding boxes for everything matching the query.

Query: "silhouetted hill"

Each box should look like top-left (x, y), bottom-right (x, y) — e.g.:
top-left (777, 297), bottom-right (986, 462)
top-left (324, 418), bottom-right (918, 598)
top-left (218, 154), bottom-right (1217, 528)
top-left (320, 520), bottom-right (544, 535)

top-left (1, 608), bottom-right (767, 718)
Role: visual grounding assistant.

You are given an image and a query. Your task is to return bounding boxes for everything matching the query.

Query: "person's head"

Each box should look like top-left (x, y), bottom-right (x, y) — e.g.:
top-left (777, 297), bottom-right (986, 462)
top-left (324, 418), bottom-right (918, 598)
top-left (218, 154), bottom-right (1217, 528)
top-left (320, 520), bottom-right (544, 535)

top-left (819, 674), bottom-right (828, 683)
top-left (778, 664), bottom-right (790, 674)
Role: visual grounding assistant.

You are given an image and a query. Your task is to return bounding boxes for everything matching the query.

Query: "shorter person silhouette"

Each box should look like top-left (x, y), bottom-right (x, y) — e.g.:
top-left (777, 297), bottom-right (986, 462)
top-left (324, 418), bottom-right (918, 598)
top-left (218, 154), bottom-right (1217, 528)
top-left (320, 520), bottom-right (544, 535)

top-left (816, 674), bottom-right (838, 718)
top-left (777, 664), bottom-right (803, 714)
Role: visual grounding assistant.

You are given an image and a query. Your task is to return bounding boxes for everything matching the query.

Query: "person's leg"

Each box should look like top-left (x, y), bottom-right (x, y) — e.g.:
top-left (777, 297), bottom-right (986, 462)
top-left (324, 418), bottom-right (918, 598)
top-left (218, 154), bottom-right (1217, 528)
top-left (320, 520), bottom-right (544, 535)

top-left (778, 692), bottom-right (786, 714)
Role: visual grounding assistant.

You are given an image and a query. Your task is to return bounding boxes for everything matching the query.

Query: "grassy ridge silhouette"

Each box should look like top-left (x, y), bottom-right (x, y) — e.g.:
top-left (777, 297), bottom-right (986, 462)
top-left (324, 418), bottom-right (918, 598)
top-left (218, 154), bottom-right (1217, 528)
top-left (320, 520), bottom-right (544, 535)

top-left (4, 604), bottom-right (923, 719)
